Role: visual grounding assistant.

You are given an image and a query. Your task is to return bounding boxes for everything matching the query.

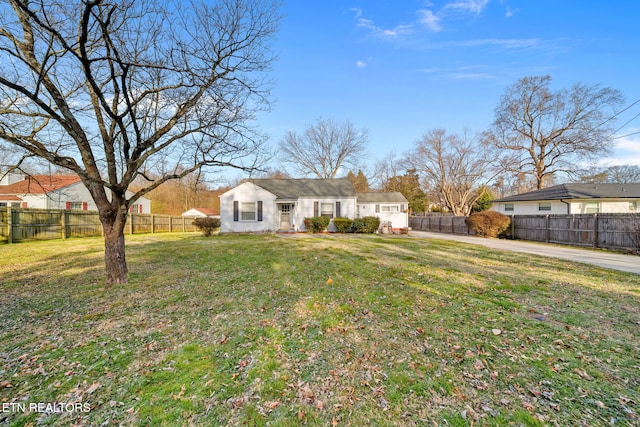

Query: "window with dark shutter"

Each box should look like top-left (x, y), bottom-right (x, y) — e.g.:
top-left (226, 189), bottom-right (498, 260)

top-left (257, 201), bottom-right (263, 221)
top-left (375, 204), bottom-right (380, 213)
top-left (314, 201), bottom-right (319, 217)
top-left (233, 201), bottom-right (239, 221)
top-left (66, 201), bottom-right (71, 210)
top-left (335, 201), bottom-right (341, 218)
top-left (82, 202), bottom-right (88, 211)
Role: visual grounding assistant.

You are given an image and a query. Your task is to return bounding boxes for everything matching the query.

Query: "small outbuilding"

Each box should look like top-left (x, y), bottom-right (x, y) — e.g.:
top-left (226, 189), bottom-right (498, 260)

top-left (181, 208), bottom-right (220, 218)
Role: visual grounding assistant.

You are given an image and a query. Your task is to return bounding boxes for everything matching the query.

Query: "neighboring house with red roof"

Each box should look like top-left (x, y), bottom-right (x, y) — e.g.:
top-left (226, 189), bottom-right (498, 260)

top-left (0, 173), bottom-right (151, 213)
top-left (181, 207), bottom-right (220, 218)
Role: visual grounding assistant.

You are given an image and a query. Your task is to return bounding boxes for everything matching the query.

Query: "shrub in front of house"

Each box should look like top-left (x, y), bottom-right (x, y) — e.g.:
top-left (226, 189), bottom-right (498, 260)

top-left (465, 211), bottom-right (510, 238)
top-left (193, 217), bottom-right (221, 237)
top-left (333, 217), bottom-right (354, 233)
top-left (304, 216), bottom-right (330, 233)
top-left (353, 216), bottom-right (380, 234)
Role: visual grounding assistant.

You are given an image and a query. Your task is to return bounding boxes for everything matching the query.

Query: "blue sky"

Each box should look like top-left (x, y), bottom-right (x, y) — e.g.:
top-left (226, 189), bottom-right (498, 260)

top-left (254, 0), bottom-right (640, 178)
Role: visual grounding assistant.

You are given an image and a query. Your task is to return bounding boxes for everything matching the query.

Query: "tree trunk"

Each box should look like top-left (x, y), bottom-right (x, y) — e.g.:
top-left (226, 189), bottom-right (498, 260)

top-left (101, 209), bottom-right (129, 287)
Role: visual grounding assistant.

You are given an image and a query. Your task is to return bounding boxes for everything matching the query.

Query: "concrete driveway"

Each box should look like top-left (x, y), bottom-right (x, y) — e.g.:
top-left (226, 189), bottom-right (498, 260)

top-left (409, 231), bottom-right (640, 275)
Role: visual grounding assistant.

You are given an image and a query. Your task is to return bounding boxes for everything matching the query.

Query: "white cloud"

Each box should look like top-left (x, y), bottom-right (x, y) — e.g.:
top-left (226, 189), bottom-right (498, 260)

top-left (357, 18), bottom-right (413, 39)
top-left (356, 60), bottom-right (367, 68)
top-left (350, 7), bottom-right (362, 18)
top-left (505, 6), bottom-right (518, 17)
top-left (605, 132), bottom-right (640, 166)
top-left (417, 9), bottom-right (442, 32)
top-left (454, 38), bottom-right (541, 49)
top-left (444, 0), bottom-right (489, 15)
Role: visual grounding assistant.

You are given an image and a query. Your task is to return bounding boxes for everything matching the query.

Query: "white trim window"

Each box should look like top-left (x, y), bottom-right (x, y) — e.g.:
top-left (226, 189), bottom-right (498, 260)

top-left (240, 202), bottom-right (256, 221)
top-left (538, 202), bottom-right (551, 212)
top-left (380, 204), bottom-right (400, 212)
top-left (504, 203), bottom-right (514, 212)
top-left (320, 202), bottom-right (333, 218)
top-left (585, 202), bottom-right (599, 214)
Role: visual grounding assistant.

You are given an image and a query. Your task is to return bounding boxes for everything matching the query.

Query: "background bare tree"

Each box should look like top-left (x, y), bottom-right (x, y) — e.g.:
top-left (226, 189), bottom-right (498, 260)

top-left (279, 118), bottom-right (368, 178)
top-left (484, 75), bottom-right (624, 189)
top-left (0, 0), bottom-right (280, 285)
top-left (578, 164), bottom-right (640, 184)
top-left (405, 129), bottom-right (496, 216)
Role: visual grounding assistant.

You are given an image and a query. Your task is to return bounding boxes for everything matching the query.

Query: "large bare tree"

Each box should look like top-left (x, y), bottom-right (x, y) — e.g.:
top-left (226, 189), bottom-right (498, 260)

top-left (405, 129), bottom-right (496, 216)
top-left (484, 75), bottom-right (624, 189)
top-left (279, 118), bottom-right (368, 178)
top-left (0, 0), bottom-right (280, 285)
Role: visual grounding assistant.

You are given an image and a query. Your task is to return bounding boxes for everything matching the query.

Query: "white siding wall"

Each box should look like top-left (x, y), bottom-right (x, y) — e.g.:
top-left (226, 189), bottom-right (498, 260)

top-left (219, 182), bottom-right (277, 233)
top-left (570, 200), bottom-right (639, 214)
top-left (495, 201), bottom-right (569, 215)
top-left (295, 197), bottom-right (357, 231)
top-left (357, 203), bottom-right (408, 228)
top-left (495, 199), bottom-right (640, 215)
top-left (48, 183), bottom-right (97, 210)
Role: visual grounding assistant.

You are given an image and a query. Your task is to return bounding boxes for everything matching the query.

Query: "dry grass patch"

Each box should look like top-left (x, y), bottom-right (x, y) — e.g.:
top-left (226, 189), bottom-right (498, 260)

top-left (0, 233), bottom-right (638, 426)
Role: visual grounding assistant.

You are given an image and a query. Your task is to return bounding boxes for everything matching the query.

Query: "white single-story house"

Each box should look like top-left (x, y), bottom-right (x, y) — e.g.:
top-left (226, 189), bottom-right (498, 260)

top-left (356, 192), bottom-right (409, 229)
top-left (492, 183), bottom-right (640, 215)
top-left (0, 173), bottom-right (151, 213)
top-left (181, 207), bottom-right (220, 218)
top-left (219, 178), bottom-right (409, 233)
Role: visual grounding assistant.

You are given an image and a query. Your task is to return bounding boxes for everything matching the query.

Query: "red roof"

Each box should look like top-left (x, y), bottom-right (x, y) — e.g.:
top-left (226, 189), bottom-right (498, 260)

top-left (192, 208), bottom-right (220, 216)
top-left (0, 175), bottom-right (82, 195)
top-left (0, 195), bottom-right (22, 201)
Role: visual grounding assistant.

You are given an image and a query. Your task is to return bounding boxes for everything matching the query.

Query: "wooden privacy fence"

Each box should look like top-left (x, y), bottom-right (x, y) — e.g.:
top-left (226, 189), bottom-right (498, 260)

top-left (0, 207), bottom-right (198, 243)
top-left (410, 213), bottom-right (640, 251)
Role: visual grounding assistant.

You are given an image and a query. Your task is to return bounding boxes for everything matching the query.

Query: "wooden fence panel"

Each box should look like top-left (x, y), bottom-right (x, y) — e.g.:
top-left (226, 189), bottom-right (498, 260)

top-left (411, 213), bottom-right (640, 251)
top-left (11, 209), bottom-right (62, 241)
top-left (67, 211), bottom-right (102, 237)
top-left (2, 207), bottom-right (199, 244)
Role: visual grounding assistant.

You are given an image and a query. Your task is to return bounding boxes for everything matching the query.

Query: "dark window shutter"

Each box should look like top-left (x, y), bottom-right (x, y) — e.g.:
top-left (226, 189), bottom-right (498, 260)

top-left (139, 204), bottom-right (143, 214)
top-left (314, 201), bottom-right (319, 217)
top-left (335, 201), bottom-right (341, 218)
top-left (82, 202), bottom-right (88, 211)
top-left (21, 202), bottom-right (27, 208)
top-left (233, 201), bottom-right (239, 221)
top-left (257, 201), bottom-right (263, 221)
top-left (375, 204), bottom-right (380, 213)
top-left (65, 201), bottom-right (71, 210)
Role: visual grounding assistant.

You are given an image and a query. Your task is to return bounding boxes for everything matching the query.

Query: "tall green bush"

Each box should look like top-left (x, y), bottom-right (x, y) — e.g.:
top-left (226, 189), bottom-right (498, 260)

top-left (304, 216), bottom-right (330, 233)
top-left (353, 216), bottom-right (380, 233)
top-left (333, 217), bottom-right (354, 233)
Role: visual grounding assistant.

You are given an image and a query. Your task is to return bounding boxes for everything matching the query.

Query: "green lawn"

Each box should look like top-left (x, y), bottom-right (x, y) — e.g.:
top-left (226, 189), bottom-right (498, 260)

top-left (0, 233), bottom-right (638, 426)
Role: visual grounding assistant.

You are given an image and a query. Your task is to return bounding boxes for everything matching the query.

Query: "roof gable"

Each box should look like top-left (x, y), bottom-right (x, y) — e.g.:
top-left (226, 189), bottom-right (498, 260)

top-left (493, 183), bottom-right (640, 202)
top-left (244, 178), bottom-right (356, 199)
top-left (0, 175), bottom-right (82, 195)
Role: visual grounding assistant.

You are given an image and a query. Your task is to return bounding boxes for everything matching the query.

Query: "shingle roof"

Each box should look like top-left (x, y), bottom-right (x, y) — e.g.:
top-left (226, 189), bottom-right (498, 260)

top-left (246, 178), bottom-right (356, 199)
top-left (0, 175), bottom-right (82, 195)
top-left (356, 192), bottom-right (408, 203)
top-left (493, 183), bottom-right (640, 202)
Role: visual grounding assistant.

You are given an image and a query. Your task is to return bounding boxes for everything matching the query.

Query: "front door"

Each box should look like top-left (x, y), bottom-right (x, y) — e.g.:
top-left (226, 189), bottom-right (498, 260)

top-left (279, 204), bottom-right (292, 229)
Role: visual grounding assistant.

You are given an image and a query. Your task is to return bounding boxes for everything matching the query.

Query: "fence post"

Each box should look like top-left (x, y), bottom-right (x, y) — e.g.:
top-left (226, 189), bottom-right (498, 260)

top-left (6, 206), bottom-right (12, 244)
top-left (510, 215), bottom-right (515, 239)
top-left (545, 215), bottom-right (550, 243)
top-left (151, 215), bottom-right (155, 233)
top-left (61, 210), bottom-right (67, 239)
top-left (169, 215), bottom-right (173, 233)
top-left (182, 217), bottom-right (186, 232)
top-left (593, 213), bottom-right (598, 248)
top-left (130, 213), bottom-right (134, 235)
